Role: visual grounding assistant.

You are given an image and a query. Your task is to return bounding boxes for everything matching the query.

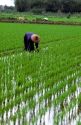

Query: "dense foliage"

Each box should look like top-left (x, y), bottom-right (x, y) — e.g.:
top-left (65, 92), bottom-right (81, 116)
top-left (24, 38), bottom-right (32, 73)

top-left (14, 0), bottom-right (81, 13)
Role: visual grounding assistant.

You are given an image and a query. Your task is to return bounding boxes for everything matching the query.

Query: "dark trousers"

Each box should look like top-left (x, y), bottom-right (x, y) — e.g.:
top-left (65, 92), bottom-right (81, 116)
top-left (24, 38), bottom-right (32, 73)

top-left (24, 35), bottom-right (28, 50)
top-left (24, 35), bottom-right (34, 51)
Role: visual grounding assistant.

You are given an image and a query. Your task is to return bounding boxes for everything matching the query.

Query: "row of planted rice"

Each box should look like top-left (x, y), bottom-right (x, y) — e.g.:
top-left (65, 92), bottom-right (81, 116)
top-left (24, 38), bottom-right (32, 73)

top-left (0, 23), bottom-right (81, 125)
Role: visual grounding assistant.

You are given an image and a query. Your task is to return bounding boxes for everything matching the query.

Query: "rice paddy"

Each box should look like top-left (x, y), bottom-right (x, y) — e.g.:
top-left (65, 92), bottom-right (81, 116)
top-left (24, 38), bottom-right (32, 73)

top-left (0, 22), bottom-right (81, 125)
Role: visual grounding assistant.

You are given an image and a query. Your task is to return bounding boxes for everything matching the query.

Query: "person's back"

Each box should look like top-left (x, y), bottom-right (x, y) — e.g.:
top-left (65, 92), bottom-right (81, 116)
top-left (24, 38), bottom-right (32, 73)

top-left (25, 32), bottom-right (33, 41)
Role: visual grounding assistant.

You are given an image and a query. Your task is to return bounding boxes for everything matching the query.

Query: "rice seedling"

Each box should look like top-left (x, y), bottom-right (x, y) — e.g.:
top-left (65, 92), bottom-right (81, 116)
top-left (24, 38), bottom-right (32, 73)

top-left (0, 22), bottom-right (81, 125)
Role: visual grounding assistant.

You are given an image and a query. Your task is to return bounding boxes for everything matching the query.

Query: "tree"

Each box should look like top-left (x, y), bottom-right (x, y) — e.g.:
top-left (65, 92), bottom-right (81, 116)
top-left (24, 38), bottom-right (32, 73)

top-left (15, 0), bottom-right (30, 12)
top-left (45, 0), bottom-right (59, 12)
top-left (14, 0), bottom-right (81, 13)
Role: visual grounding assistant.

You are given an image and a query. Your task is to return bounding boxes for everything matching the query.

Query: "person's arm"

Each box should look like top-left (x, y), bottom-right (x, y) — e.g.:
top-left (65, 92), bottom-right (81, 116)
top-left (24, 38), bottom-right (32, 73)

top-left (35, 43), bottom-right (38, 49)
top-left (35, 43), bottom-right (39, 52)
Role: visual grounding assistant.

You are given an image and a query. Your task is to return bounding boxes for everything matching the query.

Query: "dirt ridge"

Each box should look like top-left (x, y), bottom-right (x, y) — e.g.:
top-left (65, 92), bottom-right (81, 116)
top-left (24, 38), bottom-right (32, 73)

top-left (0, 18), bottom-right (81, 26)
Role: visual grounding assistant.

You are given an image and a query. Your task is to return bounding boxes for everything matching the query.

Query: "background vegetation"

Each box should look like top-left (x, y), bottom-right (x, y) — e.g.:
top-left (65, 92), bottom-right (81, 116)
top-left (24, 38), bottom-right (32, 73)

top-left (0, 0), bottom-right (81, 14)
top-left (14, 0), bottom-right (81, 13)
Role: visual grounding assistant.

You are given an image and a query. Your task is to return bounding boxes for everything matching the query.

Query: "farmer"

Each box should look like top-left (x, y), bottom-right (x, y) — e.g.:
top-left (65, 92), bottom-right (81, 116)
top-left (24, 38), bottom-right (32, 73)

top-left (24, 32), bottom-right (40, 52)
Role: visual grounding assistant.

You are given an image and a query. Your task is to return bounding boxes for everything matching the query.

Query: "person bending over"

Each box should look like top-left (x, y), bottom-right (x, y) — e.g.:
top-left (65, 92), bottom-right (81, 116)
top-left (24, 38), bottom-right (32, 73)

top-left (24, 32), bottom-right (40, 52)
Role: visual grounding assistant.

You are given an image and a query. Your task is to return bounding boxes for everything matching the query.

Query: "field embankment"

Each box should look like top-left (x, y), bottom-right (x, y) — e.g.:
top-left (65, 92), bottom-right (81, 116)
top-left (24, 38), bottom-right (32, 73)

top-left (1, 12), bottom-right (81, 26)
top-left (1, 17), bottom-right (81, 26)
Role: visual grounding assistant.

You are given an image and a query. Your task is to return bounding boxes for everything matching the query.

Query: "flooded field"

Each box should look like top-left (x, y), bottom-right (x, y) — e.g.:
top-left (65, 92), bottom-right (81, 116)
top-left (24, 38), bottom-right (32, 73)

top-left (0, 51), bottom-right (81, 125)
top-left (0, 23), bottom-right (81, 125)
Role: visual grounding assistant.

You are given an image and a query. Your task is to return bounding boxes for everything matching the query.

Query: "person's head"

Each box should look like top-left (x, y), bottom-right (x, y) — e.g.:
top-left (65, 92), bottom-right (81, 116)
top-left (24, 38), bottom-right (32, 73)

top-left (31, 34), bottom-right (40, 43)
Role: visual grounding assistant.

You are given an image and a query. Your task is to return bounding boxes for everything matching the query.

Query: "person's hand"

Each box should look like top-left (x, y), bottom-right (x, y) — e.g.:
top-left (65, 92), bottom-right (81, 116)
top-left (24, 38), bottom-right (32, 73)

top-left (35, 48), bottom-right (39, 52)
